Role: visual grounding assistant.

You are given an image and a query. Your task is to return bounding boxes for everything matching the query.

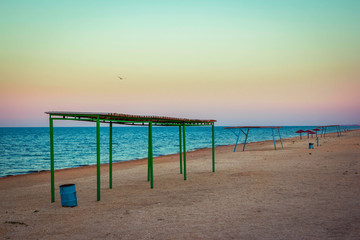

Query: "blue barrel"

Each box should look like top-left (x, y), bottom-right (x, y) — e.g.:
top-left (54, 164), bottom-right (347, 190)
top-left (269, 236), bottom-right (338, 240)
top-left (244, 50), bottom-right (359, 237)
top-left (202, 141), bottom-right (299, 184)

top-left (60, 184), bottom-right (77, 207)
top-left (309, 143), bottom-right (314, 149)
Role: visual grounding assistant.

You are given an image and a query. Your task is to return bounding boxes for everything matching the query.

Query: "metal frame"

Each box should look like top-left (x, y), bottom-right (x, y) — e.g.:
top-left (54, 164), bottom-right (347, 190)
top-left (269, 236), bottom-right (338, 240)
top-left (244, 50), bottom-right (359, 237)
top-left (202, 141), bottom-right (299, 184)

top-left (47, 112), bottom-right (216, 202)
top-left (225, 126), bottom-right (283, 152)
top-left (319, 125), bottom-right (341, 138)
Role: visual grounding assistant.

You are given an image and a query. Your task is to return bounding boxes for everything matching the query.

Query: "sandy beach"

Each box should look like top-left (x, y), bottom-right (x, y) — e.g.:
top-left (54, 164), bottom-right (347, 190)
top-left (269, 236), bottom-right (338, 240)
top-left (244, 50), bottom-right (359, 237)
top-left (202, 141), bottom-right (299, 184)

top-left (1, 130), bottom-right (359, 239)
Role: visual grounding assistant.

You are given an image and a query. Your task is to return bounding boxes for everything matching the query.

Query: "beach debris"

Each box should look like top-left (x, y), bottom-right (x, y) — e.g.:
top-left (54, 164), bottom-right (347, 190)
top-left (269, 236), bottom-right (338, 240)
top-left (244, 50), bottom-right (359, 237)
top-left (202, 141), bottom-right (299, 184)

top-left (117, 76), bottom-right (127, 80)
top-left (34, 210), bottom-right (39, 213)
top-left (4, 221), bottom-right (28, 227)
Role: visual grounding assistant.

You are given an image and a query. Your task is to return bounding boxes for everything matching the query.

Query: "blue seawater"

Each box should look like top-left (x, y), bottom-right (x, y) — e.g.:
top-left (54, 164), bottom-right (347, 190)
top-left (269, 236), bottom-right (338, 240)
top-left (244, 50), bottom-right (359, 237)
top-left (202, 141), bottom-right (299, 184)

top-left (0, 126), bottom-right (358, 177)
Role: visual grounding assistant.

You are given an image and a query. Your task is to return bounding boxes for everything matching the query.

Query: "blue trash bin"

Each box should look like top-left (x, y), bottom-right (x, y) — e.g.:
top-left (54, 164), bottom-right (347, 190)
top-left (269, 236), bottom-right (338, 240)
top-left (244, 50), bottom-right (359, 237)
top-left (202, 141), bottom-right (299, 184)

top-left (309, 143), bottom-right (314, 149)
top-left (60, 184), bottom-right (77, 207)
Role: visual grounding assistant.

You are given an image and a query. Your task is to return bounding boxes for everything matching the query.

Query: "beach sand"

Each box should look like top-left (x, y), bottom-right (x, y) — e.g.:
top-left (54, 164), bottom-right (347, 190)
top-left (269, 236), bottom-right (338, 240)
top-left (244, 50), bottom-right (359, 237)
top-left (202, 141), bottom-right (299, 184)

top-left (1, 130), bottom-right (359, 239)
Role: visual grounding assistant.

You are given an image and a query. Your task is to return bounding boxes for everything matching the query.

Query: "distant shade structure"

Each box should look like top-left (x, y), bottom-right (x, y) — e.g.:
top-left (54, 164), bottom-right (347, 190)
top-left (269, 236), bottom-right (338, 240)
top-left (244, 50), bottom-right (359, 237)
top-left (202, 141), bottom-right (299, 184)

top-left (305, 130), bottom-right (316, 138)
top-left (295, 129), bottom-right (305, 140)
top-left (313, 128), bottom-right (321, 138)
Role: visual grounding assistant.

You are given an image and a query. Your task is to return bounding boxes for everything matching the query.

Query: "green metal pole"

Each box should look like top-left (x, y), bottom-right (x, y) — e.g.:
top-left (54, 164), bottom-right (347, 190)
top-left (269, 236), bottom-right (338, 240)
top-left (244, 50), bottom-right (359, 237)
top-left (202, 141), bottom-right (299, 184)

top-left (149, 122), bottom-right (153, 188)
top-left (212, 124), bottom-right (215, 172)
top-left (109, 122), bottom-right (112, 189)
top-left (147, 124), bottom-right (150, 182)
top-left (49, 116), bottom-right (55, 203)
top-left (179, 126), bottom-right (182, 174)
top-left (147, 155), bottom-right (150, 181)
top-left (183, 123), bottom-right (186, 180)
top-left (96, 117), bottom-right (101, 201)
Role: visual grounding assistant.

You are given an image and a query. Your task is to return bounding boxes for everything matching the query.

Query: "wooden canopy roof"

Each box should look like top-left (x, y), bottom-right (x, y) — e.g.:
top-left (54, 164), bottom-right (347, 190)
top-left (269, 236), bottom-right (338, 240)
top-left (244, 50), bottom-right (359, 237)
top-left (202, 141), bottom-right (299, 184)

top-left (45, 111), bottom-right (216, 126)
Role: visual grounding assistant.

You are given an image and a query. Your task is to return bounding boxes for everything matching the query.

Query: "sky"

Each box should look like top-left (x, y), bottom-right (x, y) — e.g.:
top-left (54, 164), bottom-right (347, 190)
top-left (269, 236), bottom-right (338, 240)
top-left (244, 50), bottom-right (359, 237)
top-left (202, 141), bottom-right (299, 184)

top-left (1, 0), bottom-right (359, 126)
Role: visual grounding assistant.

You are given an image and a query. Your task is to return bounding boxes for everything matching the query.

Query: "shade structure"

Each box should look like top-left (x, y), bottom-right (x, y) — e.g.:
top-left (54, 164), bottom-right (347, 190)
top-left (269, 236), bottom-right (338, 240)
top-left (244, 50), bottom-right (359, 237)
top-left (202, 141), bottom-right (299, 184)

top-left (224, 126), bottom-right (283, 152)
top-left (305, 130), bottom-right (316, 138)
top-left (295, 130), bottom-right (305, 133)
top-left (318, 125), bottom-right (342, 137)
top-left (295, 129), bottom-right (305, 140)
top-left (46, 111), bottom-right (216, 202)
top-left (313, 128), bottom-right (320, 138)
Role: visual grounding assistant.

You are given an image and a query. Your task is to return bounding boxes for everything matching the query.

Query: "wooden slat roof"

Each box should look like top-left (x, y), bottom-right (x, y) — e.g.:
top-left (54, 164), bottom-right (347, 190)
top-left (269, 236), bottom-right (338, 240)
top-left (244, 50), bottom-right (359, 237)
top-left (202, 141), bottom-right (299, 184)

top-left (45, 111), bottom-right (216, 125)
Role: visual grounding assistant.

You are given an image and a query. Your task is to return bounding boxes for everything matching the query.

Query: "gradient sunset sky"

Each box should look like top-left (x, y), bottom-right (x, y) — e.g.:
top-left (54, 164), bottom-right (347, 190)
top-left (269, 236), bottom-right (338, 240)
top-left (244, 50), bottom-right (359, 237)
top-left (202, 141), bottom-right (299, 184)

top-left (1, 0), bottom-right (359, 126)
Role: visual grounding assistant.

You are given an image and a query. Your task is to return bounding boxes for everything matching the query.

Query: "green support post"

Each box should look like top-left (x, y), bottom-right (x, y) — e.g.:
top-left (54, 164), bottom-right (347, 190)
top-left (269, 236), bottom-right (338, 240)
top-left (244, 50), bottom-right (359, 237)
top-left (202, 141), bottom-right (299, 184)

top-left (147, 140), bottom-right (150, 182)
top-left (212, 124), bottom-right (215, 172)
top-left (96, 117), bottom-right (100, 201)
top-left (50, 116), bottom-right (55, 203)
top-left (147, 159), bottom-right (150, 181)
top-left (179, 126), bottom-right (183, 174)
top-left (149, 122), bottom-right (153, 188)
top-left (183, 123), bottom-right (187, 180)
top-left (109, 122), bottom-right (112, 189)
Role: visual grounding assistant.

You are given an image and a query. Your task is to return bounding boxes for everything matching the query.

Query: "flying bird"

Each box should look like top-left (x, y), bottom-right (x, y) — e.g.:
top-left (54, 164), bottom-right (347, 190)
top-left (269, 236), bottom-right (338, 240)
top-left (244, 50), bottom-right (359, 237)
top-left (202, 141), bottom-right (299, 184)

top-left (118, 76), bottom-right (127, 80)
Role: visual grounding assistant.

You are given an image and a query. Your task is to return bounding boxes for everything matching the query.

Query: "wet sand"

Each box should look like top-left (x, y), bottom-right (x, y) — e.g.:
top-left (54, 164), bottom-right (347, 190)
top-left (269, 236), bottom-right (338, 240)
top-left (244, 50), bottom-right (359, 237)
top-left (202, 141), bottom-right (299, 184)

top-left (1, 130), bottom-right (360, 239)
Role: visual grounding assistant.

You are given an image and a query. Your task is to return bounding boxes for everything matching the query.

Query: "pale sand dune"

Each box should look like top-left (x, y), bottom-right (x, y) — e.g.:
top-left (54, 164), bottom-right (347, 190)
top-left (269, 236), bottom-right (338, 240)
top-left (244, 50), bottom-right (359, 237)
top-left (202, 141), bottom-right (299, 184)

top-left (1, 130), bottom-right (360, 239)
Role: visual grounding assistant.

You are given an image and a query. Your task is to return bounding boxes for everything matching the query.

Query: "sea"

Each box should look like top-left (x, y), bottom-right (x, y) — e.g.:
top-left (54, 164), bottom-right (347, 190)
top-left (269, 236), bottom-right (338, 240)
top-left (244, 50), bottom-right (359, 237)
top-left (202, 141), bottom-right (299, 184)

top-left (0, 125), bottom-right (358, 177)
